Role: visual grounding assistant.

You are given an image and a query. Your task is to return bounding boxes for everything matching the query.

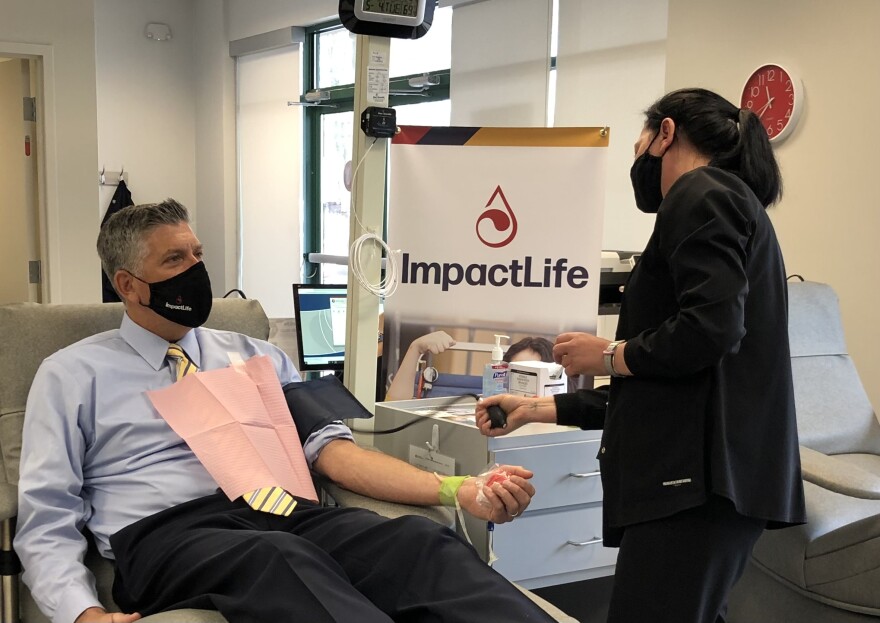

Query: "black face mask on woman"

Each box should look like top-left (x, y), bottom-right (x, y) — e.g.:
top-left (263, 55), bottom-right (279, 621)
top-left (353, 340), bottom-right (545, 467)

top-left (630, 131), bottom-right (665, 214)
top-left (130, 261), bottom-right (213, 328)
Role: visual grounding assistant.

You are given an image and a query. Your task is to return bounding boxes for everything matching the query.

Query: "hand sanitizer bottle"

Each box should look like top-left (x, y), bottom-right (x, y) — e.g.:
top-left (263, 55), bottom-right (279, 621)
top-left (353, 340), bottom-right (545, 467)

top-left (482, 334), bottom-right (510, 397)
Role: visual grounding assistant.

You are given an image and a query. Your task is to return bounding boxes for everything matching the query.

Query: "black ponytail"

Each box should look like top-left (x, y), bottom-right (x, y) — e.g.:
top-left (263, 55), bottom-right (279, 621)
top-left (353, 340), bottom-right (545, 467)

top-left (734, 108), bottom-right (782, 206)
top-left (644, 88), bottom-right (782, 207)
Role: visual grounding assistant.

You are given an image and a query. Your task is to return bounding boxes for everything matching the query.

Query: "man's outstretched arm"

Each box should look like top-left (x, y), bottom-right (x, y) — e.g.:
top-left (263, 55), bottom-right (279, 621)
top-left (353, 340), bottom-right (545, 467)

top-left (312, 439), bottom-right (535, 523)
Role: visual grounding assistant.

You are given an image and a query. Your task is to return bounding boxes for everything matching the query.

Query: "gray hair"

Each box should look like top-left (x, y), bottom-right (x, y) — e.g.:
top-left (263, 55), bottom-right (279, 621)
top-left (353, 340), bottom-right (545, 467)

top-left (97, 199), bottom-right (190, 283)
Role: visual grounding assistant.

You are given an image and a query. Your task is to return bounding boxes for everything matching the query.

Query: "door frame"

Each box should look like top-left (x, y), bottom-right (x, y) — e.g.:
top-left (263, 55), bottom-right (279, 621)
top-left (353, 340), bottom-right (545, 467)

top-left (0, 42), bottom-right (59, 302)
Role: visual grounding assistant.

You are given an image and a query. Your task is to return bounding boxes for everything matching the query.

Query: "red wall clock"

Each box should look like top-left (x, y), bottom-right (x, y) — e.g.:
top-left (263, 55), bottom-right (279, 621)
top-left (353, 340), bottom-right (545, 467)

top-left (740, 63), bottom-right (804, 144)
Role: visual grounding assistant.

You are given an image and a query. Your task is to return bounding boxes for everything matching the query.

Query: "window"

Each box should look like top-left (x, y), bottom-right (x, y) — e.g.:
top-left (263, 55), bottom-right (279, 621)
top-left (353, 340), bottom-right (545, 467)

top-left (302, 9), bottom-right (452, 284)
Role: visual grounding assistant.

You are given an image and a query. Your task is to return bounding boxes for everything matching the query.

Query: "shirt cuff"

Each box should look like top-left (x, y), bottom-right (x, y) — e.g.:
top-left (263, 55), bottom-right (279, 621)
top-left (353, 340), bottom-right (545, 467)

top-left (303, 422), bottom-right (354, 468)
top-left (553, 389), bottom-right (608, 430)
top-left (54, 587), bottom-right (102, 623)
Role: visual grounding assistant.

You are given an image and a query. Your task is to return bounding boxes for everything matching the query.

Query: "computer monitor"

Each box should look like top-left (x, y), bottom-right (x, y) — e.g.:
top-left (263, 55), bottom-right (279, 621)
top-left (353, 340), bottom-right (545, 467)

top-left (291, 284), bottom-right (348, 372)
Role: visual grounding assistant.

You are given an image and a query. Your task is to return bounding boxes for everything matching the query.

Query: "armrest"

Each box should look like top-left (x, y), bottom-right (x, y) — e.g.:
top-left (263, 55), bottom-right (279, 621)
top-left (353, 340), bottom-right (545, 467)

top-left (799, 445), bottom-right (880, 499)
top-left (317, 478), bottom-right (455, 528)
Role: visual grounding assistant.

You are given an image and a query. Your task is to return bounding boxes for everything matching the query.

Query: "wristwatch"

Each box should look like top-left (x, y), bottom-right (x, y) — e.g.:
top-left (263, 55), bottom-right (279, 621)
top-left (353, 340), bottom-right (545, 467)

top-left (602, 340), bottom-right (626, 377)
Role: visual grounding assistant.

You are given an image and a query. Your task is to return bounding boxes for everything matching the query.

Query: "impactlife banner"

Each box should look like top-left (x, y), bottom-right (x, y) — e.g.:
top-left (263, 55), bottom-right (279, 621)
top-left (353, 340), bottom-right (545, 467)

top-left (384, 126), bottom-right (608, 375)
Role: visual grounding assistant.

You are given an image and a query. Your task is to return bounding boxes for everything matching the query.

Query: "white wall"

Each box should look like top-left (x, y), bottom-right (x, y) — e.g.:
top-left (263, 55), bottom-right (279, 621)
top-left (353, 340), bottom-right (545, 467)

top-left (226, 0), bottom-right (336, 40)
top-left (450, 0), bottom-right (551, 127)
top-left (237, 47), bottom-right (303, 318)
top-left (554, 0), bottom-right (667, 253)
top-left (667, 0), bottom-right (880, 409)
top-left (0, 0), bottom-right (99, 303)
top-left (194, 0), bottom-right (239, 294)
top-left (95, 0), bottom-right (197, 232)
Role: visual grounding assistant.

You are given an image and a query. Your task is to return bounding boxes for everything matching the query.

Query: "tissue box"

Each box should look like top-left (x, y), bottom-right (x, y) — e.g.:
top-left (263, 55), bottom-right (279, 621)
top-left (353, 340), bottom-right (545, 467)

top-left (508, 361), bottom-right (567, 397)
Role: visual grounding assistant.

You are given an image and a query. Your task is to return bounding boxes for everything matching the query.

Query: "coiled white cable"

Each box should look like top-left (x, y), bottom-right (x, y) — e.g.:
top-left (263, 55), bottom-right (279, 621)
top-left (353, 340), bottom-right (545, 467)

top-left (347, 138), bottom-right (401, 298)
top-left (349, 232), bottom-right (400, 298)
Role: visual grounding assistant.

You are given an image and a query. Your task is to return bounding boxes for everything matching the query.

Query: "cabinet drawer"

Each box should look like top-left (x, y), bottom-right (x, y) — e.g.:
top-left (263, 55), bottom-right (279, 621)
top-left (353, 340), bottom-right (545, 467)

top-left (493, 505), bottom-right (616, 581)
top-left (493, 440), bottom-right (603, 511)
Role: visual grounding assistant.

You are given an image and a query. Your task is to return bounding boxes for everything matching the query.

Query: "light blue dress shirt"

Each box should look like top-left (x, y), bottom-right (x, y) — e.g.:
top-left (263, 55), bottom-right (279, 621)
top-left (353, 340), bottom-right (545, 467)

top-left (15, 314), bottom-right (353, 623)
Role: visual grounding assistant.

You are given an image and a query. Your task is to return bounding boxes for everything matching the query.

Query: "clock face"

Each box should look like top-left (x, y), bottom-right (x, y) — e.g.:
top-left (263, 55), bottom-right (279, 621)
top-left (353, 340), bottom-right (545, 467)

top-left (355, 0), bottom-right (425, 25)
top-left (740, 63), bottom-right (803, 143)
top-left (341, 0), bottom-right (434, 38)
top-left (362, 0), bottom-right (419, 18)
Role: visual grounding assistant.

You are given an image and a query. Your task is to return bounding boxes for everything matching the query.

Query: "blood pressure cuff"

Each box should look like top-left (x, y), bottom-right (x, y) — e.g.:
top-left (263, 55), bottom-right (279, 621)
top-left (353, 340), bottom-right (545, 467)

top-left (282, 374), bottom-right (373, 445)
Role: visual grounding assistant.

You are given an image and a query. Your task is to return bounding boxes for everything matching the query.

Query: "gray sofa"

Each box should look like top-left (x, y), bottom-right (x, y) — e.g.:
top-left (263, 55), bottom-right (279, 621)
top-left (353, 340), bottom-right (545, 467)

top-left (728, 281), bottom-right (880, 622)
top-left (0, 300), bottom-right (576, 623)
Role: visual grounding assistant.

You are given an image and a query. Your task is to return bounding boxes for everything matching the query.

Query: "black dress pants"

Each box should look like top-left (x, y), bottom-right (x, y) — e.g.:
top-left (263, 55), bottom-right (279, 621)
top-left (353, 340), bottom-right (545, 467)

top-left (110, 493), bottom-right (555, 623)
top-left (606, 495), bottom-right (766, 623)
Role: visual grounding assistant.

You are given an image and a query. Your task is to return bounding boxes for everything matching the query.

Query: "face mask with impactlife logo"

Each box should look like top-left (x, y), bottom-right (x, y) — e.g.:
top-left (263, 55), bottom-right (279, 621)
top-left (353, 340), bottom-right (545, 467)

top-left (130, 261), bottom-right (213, 327)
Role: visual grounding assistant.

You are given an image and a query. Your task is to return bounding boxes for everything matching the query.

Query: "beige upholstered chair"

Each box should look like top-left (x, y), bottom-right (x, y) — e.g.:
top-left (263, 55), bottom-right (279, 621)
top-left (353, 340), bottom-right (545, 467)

top-left (0, 300), bottom-right (576, 623)
top-left (728, 282), bottom-right (880, 622)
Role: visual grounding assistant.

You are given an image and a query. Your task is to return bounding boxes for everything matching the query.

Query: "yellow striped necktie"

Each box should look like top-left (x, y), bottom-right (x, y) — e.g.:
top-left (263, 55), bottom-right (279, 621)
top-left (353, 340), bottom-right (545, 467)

top-left (165, 343), bottom-right (298, 517)
top-left (167, 343), bottom-right (198, 381)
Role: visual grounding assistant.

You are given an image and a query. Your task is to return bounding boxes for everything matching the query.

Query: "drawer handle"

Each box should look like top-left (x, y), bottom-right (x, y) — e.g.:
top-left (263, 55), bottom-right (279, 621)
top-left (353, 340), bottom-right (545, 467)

top-left (568, 471), bottom-right (601, 479)
top-left (566, 538), bottom-right (603, 547)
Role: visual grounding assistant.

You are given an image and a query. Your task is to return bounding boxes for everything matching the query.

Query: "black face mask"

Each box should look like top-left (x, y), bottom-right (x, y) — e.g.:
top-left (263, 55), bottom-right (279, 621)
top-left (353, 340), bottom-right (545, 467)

top-left (131, 261), bottom-right (213, 328)
top-left (630, 132), bottom-right (665, 214)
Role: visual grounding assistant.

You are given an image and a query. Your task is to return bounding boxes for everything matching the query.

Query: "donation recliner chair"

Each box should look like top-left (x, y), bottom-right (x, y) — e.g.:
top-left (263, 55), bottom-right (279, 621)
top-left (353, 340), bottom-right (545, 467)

top-left (0, 300), bottom-right (576, 623)
top-left (728, 281), bottom-right (880, 622)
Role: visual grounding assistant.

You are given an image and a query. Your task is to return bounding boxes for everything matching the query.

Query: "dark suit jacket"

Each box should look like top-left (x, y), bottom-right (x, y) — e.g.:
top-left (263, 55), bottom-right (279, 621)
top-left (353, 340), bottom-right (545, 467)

top-left (555, 166), bottom-right (806, 545)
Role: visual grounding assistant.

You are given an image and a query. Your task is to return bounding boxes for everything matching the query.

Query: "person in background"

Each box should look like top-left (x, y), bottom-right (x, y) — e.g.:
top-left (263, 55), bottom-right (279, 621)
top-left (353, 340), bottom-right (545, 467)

top-left (503, 336), bottom-right (554, 364)
top-left (476, 88), bottom-right (806, 623)
top-left (15, 200), bottom-right (553, 623)
top-left (383, 329), bottom-right (456, 401)
top-left (385, 334), bottom-right (558, 401)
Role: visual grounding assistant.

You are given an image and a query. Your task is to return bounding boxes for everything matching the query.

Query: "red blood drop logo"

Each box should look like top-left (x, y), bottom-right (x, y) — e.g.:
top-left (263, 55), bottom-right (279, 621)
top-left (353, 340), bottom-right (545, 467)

top-left (476, 185), bottom-right (518, 248)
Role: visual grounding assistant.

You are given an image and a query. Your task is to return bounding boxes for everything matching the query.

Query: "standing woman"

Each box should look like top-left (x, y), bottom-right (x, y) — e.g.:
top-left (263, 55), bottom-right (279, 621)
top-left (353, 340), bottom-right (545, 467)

top-left (476, 88), bottom-right (806, 623)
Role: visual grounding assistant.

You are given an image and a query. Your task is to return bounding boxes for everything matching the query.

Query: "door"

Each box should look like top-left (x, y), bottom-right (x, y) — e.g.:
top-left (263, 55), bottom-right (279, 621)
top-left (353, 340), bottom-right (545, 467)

top-left (0, 57), bottom-right (40, 304)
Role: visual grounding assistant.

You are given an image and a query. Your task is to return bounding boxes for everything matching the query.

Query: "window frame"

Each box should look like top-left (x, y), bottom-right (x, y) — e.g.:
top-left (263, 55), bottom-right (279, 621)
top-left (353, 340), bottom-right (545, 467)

top-left (301, 20), bottom-right (451, 284)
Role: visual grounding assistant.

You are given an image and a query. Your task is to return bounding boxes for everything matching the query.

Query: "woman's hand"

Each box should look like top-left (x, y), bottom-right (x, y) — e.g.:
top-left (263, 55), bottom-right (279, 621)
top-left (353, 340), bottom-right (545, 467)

top-left (553, 332), bottom-right (610, 377)
top-left (475, 394), bottom-right (556, 437)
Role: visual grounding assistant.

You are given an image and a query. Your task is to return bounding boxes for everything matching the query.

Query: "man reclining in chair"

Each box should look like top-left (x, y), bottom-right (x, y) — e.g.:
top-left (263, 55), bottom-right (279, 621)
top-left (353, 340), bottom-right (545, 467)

top-left (15, 200), bottom-right (551, 623)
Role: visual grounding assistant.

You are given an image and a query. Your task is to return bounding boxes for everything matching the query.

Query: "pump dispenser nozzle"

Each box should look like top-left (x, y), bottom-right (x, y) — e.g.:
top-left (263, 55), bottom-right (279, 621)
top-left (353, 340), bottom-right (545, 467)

top-left (491, 334), bottom-right (510, 363)
top-left (483, 335), bottom-right (511, 398)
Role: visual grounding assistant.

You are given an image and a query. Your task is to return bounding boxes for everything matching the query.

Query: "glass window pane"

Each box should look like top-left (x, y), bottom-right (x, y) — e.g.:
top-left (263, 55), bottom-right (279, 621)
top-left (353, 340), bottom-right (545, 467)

top-left (389, 7), bottom-right (452, 78)
top-left (320, 111), bottom-right (354, 283)
top-left (317, 28), bottom-right (357, 89)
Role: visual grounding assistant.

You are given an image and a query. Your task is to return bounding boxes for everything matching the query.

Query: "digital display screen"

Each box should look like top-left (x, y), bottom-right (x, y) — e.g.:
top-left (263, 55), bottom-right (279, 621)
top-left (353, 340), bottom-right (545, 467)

top-left (292, 284), bottom-right (348, 372)
top-left (362, 0), bottom-right (419, 18)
